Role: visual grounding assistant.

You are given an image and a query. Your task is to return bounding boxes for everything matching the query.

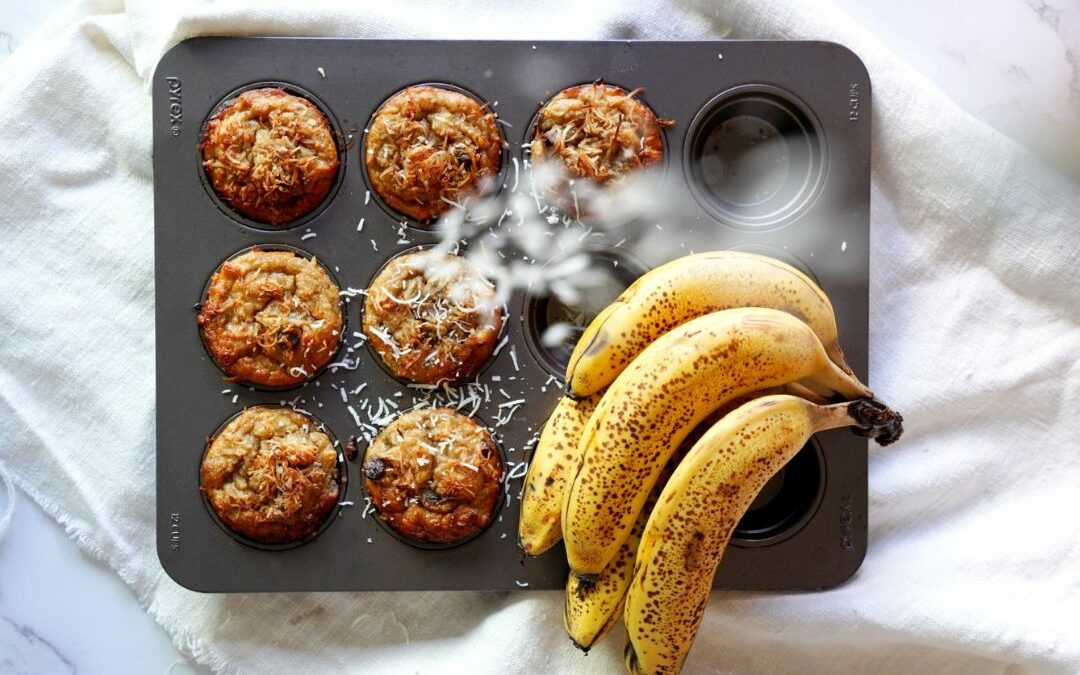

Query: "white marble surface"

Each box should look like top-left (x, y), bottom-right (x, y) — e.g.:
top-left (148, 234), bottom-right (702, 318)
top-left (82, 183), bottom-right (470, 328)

top-left (0, 1), bottom-right (1076, 674)
top-left (831, 0), bottom-right (1080, 178)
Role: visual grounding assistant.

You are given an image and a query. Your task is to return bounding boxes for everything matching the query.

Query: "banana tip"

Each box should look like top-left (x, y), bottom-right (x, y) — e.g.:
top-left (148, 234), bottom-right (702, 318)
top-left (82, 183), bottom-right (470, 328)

top-left (848, 398), bottom-right (904, 446)
top-left (516, 537), bottom-right (533, 556)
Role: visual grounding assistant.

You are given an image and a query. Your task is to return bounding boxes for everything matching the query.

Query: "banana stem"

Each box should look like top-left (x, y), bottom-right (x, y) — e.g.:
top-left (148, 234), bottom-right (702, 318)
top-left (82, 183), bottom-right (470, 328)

top-left (810, 358), bottom-right (874, 401)
top-left (811, 398), bottom-right (904, 446)
top-left (847, 399), bottom-right (904, 446)
top-left (792, 378), bottom-right (835, 402)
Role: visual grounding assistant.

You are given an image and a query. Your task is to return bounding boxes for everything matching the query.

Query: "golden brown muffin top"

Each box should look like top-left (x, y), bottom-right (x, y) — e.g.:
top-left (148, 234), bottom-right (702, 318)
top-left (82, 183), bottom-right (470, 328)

top-left (365, 85), bottom-right (502, 222)
top-left (198, 249), bottom-right (343, 388)
top-left (362, 407), bottom-right (502, 544)
top-left (529, 82), bottom-right (671, 185)
top-left (363, 250), bottom-right (503, 385)
top-left (201, 406), bottom-right (340, 544)
top-left (201, 87), bottom-right (339, 224)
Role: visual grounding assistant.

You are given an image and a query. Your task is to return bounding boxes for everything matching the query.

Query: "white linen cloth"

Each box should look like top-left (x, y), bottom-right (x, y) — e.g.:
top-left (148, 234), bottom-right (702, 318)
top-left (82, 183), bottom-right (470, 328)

top-left (1, 1), bottom-right (1078, 673)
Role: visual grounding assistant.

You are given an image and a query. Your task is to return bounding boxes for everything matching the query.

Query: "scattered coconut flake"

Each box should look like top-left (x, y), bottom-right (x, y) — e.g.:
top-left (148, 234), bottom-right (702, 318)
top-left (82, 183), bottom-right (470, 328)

top-left (301, 232), bottom-right (317, 240)
top-left (328, 356), bottom-right (362, 371)
top-left (357, 218), bottom-right (365, 232)
top-left (505, 456), bottom-right (529, 484)
top-left (317, 66), bottom-right (326, 78)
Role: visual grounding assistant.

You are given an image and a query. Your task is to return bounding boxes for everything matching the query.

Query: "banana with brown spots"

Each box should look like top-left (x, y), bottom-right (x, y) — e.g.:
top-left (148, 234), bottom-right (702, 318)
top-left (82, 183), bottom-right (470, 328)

top-left (564, 251), bottom-right (854, 399)
top-left (562, 307), bottom-right (873, 577)
top-left (623, 395), bottom-right (902, 674)
top-left (562, 386), bottom-right (785, 652)
top-left (564, 491), bottom-right (649, 652)
top-left (519, 392), bottom-right (604, 556)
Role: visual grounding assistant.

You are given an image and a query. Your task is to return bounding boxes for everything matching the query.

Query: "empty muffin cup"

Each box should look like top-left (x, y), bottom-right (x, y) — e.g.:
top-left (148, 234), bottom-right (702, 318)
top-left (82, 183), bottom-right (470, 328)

top-left (685, 85), bottom-right (825, 230)
top-left (730, 438), bottom-right (825, 547)
top-left (522, 248), bottom-right (648, 376)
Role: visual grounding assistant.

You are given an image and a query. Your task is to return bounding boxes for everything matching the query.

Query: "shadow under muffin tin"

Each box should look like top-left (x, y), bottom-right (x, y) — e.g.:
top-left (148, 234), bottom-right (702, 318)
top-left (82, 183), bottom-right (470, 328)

top-left (154, 38), bottom-right (872, 593)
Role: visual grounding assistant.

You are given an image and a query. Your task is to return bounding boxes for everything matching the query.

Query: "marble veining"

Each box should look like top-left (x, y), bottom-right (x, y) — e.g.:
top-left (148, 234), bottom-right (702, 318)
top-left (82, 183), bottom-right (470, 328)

top-left (0, 614), bottom-right (77, 674)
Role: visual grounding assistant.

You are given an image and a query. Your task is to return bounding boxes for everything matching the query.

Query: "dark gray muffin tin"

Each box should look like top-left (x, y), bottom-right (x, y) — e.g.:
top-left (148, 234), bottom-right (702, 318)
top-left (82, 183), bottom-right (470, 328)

top-left (154, 38), bottom-right (871, 592)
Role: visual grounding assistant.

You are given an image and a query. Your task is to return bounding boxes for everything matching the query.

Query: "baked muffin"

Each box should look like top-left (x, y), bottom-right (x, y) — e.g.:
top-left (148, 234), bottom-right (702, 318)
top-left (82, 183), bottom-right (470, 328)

top-left (530, 82), bottom-right (672, 215)
top-left (364, 85), bottom-right (502, 222)
top-left (201, 87), bottom-right (339, 225)
top-left (363, 408), bottom-right (502, 545)
top-left (363, 250), bottom-right (503, 384)
top-left (198, 248), bottom-right (343, 388)
top-left (201, 406), bottom-right (340, 544)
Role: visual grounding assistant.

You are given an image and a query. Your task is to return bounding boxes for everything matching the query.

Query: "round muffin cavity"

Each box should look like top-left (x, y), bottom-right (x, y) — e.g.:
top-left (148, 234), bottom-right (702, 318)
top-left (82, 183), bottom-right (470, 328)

top-left (363, 408), bottom-right (502, 545)
top-left (365, 85), bottom-right (502, 222)
top-left (201, 87), bottom-right (339, 225)
top-left (201, 406), bottom-right (340, 545)
top-left (198, 248), bottom-right (343, 388)
top-left (363, 250), bottom-right (503, 385)
top-left (529, 82), bottom-right (672, 214)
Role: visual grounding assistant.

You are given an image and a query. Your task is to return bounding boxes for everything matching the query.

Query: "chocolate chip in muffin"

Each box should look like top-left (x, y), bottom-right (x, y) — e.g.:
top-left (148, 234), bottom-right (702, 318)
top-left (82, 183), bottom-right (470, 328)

top-left (362, 408), bottom-right (503, 545)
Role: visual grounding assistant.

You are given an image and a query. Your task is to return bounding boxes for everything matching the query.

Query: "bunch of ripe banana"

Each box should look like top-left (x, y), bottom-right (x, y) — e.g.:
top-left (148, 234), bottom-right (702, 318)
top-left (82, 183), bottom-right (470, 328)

top-left (518, 251), bottom-right (903, 674)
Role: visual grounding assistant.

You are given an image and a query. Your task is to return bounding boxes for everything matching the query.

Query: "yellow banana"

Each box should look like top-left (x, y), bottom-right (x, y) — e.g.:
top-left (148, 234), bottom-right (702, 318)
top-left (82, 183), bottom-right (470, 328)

top-left (562, 307), bottom-right (872, 577)
top-left (565, 493), bottom-right (648, 651)
top-left (562, 387), bottom-right (783, 651)
top-left (623, 395), bottom-right (903, 674)
top-left (519, 392), bottom-right (604, 556)
top-left (565, 251), bottom-right (854, 398)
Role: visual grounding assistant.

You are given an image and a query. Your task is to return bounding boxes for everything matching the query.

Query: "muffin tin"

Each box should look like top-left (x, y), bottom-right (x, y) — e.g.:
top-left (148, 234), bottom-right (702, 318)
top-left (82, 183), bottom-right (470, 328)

top-left (154, 38), bottom-right (871, 592)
